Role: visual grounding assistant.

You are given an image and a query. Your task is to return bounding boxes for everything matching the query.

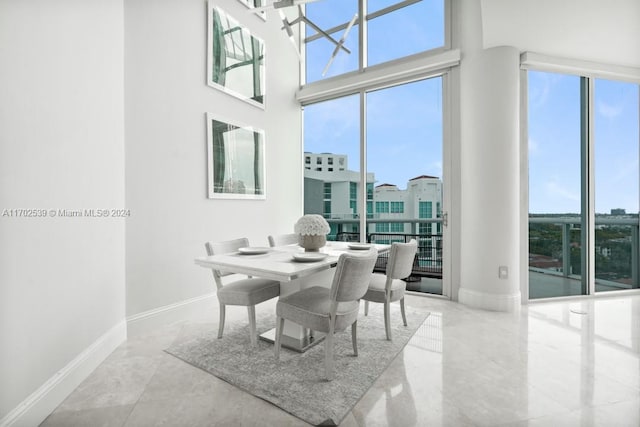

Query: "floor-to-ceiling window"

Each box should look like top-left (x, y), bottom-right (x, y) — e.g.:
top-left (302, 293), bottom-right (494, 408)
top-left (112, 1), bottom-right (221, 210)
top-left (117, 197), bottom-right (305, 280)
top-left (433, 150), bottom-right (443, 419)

top-left (303, 94), bottom-right (361, 240)
top-left (528, 71), bottom-right (585, 298)
top-left (366, 77), bottom-right (444, 294)
top-left (301, 0), bottom-right (450, 297)
top-left (594, 79), bottom-right (640, 293)
top-left (528, 69), bottom-right (640, 299)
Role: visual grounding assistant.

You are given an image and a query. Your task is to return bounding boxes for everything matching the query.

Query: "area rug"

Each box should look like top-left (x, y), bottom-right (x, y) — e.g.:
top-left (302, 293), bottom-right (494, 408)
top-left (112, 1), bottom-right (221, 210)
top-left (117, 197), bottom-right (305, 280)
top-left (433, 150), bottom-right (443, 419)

top-left (165, 304), bottom-right (430, 426)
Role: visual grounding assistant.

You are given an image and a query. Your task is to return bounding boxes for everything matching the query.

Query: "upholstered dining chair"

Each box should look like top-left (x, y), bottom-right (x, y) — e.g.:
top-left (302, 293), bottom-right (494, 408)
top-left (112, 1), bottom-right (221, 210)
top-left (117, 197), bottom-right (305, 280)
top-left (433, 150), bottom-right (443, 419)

top-left (274, 249), bottom-right (378, 380)
top-left (267, 233), bottom-right (298, 247)
top-left (205, 238), bottom-right (280, 346)
top-left (363, 239), bottom-right (418, 340)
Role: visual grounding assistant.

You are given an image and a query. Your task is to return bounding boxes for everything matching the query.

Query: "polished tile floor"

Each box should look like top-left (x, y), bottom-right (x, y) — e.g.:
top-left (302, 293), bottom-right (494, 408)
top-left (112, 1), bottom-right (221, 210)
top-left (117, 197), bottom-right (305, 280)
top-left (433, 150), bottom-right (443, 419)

top-left (42, 294), bottom-right (640, 426)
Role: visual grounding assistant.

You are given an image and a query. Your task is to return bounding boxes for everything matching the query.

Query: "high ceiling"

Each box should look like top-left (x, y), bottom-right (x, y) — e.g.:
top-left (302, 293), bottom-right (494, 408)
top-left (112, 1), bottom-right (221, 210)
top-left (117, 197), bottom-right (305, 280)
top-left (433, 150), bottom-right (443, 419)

top-left (481, 0), bottom-right (640, 68)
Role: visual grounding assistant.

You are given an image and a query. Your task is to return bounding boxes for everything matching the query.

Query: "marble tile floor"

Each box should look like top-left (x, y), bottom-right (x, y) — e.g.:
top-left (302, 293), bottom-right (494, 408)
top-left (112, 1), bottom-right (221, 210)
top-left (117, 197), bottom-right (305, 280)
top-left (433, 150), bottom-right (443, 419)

top-left (41, 294), bottom-right (640, 427)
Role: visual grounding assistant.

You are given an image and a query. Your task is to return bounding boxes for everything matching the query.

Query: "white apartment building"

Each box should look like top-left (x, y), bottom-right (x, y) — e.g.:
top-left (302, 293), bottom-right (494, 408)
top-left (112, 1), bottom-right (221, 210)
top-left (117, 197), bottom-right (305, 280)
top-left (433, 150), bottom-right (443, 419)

top-left (303, 153), bottom-right (442, 238)
top-left (373, 175), bottom-right (443, 237)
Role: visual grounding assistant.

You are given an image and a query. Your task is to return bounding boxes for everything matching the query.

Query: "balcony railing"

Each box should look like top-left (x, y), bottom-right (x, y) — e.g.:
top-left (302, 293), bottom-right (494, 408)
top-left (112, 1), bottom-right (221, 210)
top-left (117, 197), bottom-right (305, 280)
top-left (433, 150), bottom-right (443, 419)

top-left (529, 216), bottom-right (640, 291)
top-left (326, 216), bottom-right (640, 293)
top-left (327, 218), bottom-right (443, 279)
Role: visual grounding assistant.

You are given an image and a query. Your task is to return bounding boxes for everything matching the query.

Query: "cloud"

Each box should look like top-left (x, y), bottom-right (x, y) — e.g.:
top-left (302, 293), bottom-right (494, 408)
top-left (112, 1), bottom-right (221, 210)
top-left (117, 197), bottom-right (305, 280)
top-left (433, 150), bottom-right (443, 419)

top-left (597, 101), bottom-right (623, 119)
top-left (546, 180), bottom-right (580, 203)
top-left (529, 72), bottom-right (564, 110)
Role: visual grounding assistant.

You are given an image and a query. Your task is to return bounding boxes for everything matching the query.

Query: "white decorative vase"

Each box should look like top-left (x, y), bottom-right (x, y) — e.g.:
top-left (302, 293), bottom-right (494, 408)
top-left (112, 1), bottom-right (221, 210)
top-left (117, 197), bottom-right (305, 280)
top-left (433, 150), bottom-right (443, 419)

top-left (298, 234), bottom-right (326, 252)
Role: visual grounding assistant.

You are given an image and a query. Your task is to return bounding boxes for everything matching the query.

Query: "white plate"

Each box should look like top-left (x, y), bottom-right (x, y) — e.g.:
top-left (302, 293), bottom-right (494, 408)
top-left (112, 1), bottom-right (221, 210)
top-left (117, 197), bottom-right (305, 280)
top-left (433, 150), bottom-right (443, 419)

top-left (238, 247), bottom-right (270, 255)
top-left (292, 252), bottom-right (328, 262)
top-left (348, 243), bottom-right (372, 250)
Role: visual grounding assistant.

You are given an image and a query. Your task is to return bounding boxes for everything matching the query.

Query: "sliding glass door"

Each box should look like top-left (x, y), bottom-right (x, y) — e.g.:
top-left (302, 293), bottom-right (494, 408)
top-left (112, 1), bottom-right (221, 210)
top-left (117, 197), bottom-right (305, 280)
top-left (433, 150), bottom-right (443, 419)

top-left (366, 77), bottom-right (444, 295)
top-left (528, 71), bottom-right (640, 299)
top-left (528, 71), bottom-right (586, 298)
top-left (594, 79), bottom-right (640, 292)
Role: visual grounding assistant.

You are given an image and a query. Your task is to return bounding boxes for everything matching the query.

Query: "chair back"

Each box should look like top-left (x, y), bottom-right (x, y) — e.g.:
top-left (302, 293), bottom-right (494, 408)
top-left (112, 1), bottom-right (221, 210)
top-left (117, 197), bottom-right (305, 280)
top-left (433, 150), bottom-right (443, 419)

top-left (205, 238), bottom-right (249, 279)
top-left (331, 249), bottom-right (378, 303)
top-left (386, 239), bottom-right (418, 280)
top-left (268, 233), bottom-right (298, 247)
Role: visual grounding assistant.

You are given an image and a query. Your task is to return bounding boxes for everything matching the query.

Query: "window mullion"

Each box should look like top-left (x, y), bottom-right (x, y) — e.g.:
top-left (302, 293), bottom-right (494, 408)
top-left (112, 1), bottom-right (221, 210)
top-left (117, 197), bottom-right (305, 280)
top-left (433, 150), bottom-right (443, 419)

top-left (580, 76), bottom-right (595, 295)
top-left (359, 90), bottom-right (367, 242)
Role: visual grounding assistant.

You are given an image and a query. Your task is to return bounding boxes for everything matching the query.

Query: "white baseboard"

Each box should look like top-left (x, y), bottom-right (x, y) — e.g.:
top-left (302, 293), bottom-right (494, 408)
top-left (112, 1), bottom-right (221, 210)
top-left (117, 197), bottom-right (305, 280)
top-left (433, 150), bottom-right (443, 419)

top-left (458, 287), bottom-right (522, 312)
top-left (126, 292), bottom-right (217, 337)
top-left (0, 321), bottom-right (127, 427)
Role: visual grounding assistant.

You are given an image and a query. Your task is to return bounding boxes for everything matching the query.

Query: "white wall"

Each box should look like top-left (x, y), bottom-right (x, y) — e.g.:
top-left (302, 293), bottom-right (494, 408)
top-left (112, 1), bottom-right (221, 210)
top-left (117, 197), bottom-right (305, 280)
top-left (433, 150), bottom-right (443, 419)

top-left (481, 0), bottom-right (640, 68)
top-left (0, 0), bottom-right (125, 422)
top-left (124, 0), bottom-right (302, 317)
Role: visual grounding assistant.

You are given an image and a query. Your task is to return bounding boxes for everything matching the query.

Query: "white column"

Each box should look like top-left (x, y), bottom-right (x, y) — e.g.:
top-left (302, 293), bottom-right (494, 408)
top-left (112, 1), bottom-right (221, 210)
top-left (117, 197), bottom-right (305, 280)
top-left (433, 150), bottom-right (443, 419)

top-left (458, 45), bottom-right (522, 311)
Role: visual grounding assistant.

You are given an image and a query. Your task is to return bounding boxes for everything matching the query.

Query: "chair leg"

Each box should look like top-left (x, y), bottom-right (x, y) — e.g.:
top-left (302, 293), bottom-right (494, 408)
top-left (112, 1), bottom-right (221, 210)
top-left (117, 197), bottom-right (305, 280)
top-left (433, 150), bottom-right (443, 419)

top-left (274, 317), bottom-right (284, 359)
top-left (384, 300), bottom-right (392, 340)
top-left (351, 321), bottom-right (358, 356)
top-left (400, 297), bottom-right (408, 326)
top-left (248, 305), bottom-right (257, 347)
top-left (325, 322), bottom-right (335, 381)
top-left (364, 300), bottom-right (369, 316)
top-left (218, 303), bottom-right (226, 339)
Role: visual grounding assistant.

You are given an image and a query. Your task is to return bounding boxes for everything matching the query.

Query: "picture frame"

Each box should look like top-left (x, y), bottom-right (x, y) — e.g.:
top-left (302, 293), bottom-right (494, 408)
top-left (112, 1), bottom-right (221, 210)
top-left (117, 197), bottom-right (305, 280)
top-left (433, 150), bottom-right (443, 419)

top-left (237, 0), bottom-right (267, 21)
top-left (207, 3), bottom-right (266, 109)
top-left (206, 113), bottom-right (266, 200)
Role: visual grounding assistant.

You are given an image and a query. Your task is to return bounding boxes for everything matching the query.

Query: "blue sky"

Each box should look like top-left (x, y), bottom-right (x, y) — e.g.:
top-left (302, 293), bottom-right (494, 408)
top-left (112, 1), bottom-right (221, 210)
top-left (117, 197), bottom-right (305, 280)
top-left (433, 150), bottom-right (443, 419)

top-left (529, 71), bottom-right (639, 214)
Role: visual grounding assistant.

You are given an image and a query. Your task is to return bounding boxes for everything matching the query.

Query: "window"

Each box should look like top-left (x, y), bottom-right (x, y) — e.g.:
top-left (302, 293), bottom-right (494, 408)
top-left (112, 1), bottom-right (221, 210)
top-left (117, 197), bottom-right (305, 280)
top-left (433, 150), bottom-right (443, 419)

top-left (390, 222), bottom-right (404, 233)
top-left (317, 157), bottom-right (322, 164)
top-left (367, 0), bottom-right (445, 67)
top-left (305, 0), bottom-right (359, 83)
top-left (594, 79), bottom-right (639, 293)
top-left (376, 201), bottom-right (390, 213)
top-left (390, 201), bottom-right (404, 213)
top-left (324, 183), bottom-right (332, 199)
top-left (349, 182), bottom-right (357, 200)
top-left (305, 0), bottom-right (447, 83)
top-left (528, 71), bottom-right (584, 299)
top-left (304, 95), bottom-right (360, 227)
top-left (419, 223), bottom-right (432, 235)
top-left (528, 70), bottom-right (640, 298)
top-left (305, 156), bottom-right (310, 164)
top-left (419, 201), bottom-right (432, 218)
top-left (328, 157), bottom-right (334, 165)
top-left (376, 223), bottom-right (390, 232)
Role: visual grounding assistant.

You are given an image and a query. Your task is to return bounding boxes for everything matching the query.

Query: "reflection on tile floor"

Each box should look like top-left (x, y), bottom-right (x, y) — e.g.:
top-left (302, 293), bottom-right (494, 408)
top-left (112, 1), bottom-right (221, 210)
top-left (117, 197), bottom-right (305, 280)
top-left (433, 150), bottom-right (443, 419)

top-left (42, 294), bottom-right (640, 426)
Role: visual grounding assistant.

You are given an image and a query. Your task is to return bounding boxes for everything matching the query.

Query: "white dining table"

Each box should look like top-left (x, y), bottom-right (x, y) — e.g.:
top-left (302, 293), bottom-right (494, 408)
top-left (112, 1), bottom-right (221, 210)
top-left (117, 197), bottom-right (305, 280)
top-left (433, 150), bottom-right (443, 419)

top-left (194, 241), bottom-right (390, 352)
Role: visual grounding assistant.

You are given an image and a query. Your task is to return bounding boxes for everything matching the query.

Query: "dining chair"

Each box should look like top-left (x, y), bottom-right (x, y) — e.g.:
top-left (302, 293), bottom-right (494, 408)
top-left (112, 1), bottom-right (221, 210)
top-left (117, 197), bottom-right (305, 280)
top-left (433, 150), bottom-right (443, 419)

top-left (363, 239), bottom-right (418, 340)
top-left (205, 238), bottom-right (280, 346)
top-left (274, 249), bottom-right (378, 380)
top-left (267, 233), bottom-right (298, 247)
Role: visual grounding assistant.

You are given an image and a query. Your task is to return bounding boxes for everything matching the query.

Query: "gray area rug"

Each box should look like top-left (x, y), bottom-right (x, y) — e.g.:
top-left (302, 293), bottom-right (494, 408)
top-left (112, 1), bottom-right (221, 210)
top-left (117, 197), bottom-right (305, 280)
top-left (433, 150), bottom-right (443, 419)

top-left (166, 304), bottom-right (430, 426)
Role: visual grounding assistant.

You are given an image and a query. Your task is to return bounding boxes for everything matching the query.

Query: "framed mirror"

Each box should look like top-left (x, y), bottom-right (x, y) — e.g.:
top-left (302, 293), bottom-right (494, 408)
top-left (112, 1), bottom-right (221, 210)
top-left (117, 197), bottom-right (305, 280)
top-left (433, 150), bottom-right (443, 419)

top-left (206, 113), bottom-right (266, 200)
top-left (207, 3), bottom-right (266, 109)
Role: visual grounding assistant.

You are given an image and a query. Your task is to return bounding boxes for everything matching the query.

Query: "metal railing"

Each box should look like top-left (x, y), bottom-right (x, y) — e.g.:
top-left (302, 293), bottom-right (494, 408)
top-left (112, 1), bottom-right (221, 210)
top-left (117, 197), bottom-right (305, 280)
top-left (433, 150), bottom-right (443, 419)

top-left (529, 216), bottom-right (640, 290)
top-left (328, 218), bottom-right (443, 279)
top-left (324, 216), bottom-right (640, 291)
